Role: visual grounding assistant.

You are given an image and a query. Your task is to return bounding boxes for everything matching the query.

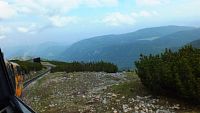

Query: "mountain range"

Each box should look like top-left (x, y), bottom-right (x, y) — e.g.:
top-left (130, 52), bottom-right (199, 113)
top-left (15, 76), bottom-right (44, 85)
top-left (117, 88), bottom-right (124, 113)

top-left (61, 25), bottom-right (200, 69)
top-left (3, 42), bottom-right (68, 60)
top-left (2, 25), bottom-right (200, 70)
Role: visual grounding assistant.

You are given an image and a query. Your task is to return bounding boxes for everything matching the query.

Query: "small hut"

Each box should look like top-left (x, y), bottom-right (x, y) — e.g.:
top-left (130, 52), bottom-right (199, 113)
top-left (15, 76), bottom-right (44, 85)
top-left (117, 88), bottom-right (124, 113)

top-left (33, 57), bottom-right (41, 63)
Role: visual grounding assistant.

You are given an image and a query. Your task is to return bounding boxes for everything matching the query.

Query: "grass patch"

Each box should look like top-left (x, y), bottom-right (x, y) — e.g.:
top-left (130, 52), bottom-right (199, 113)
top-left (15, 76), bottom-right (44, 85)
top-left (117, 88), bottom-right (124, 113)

top-left (111, 81), bottom-right (148, 97)
top-left (110, 73), bottom-right (149, 97)
top-left (124, 71), bottom-right (139, 80)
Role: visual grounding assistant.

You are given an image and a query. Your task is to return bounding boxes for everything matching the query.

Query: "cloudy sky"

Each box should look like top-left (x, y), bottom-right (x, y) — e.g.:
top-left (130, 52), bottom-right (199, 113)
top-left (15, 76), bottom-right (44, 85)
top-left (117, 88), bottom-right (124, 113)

top-left (0, 0), bottom-right (200, 46)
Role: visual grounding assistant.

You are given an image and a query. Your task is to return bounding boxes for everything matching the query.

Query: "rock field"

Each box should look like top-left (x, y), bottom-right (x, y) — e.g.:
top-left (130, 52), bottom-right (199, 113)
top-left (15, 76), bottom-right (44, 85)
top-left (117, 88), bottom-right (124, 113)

top-left (22, 72), bottom-right (200, 113)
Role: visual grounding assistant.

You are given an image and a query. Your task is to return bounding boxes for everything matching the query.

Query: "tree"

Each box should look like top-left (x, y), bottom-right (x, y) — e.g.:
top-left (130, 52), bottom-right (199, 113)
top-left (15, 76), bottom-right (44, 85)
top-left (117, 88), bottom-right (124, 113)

top-left (135, 45), bottom-right (200, 103)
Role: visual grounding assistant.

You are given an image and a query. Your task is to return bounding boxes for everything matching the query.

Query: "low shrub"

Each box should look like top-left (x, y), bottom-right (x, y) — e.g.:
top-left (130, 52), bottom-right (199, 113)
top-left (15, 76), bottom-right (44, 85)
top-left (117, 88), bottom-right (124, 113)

top-left (135, 45), bottom-right (200, 103)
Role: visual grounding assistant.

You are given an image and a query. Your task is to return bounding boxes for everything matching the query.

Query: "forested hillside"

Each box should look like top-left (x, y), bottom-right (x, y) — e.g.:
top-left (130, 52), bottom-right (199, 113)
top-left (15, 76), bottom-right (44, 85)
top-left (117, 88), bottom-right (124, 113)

top-left (49, 61), bottom-right (118, 73)
top-left (61, 26), bottom-right (199, 69)
top-left (190, 39), bottom-right (200, 48)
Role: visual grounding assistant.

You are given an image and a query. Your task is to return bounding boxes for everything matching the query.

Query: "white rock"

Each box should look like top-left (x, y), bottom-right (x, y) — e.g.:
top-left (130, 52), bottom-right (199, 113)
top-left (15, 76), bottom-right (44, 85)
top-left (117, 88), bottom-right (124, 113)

top-left (140, 110), bottom-right (145, 113)
top-left (144, 108), bottom-right (148, 112)
top-left (122, 104), bottom-right (129, 112)
top-left (135, 110), bottom-right (139, 113)
top-left (141, 103), bottom-right (145, 107)
top-left (132, 98), bottom-right (135, 102)
top-left (149, 109), bottom-right (153, 113)
top-left (116, 99), bottom-right (120, 102)
top-left (102, 98), bottom-right (107, 104)
top-left (108, 93), bottom-right (112, 95)
top-left (113, 109), bottom-right (117, 113)
top-left (112, 93), bottom-right (117, 97)
top-left (156, 109), bottom-right (171, 113)
top-left (136, 96), bottom-right (142, 99)
top-left (134, 106), bottom-right (139, 110)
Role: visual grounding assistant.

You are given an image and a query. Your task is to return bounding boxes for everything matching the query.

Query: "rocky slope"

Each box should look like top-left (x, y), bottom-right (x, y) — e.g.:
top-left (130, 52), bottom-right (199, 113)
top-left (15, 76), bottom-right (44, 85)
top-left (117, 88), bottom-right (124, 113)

top-left (22, 72), bottom-right (200, 113)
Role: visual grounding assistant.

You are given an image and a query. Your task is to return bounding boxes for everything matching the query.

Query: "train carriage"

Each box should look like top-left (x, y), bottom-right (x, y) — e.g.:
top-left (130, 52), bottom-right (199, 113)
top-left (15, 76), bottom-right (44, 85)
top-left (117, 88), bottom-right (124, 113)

top-left (0, 49), bottom-right (34, 113)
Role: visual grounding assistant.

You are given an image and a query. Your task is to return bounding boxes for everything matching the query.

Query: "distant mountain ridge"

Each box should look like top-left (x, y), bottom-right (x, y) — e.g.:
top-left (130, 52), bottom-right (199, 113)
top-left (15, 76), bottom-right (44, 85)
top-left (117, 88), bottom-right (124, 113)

top-left (3, 42), bottom-right (68, 60)
top-left (190, 39), bottom-right (200, 48)
top-left (67, 25), bottom-right (194, 49)
top-left (2, 25), bottom-right (199, 70)
top-left (153, 28), bottom-right (200, 47)
top-left (61, 25), bottom-right (199, 69)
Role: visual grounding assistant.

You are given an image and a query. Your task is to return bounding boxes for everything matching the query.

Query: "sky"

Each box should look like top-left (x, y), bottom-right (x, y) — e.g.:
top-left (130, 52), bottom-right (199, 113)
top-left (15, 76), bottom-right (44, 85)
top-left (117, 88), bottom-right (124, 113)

top-left (0, 0), bottom-right (200, 46)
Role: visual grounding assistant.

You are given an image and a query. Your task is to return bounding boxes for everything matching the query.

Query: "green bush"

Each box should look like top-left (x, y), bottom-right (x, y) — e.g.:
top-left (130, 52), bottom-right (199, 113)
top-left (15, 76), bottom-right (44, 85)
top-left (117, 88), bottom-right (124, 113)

top-left (11, 60), bottom-right (43, 74)
top-left (49, 61), bottom-right (118, 73)
top-left (135, 45), bottom-right (200, 103)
